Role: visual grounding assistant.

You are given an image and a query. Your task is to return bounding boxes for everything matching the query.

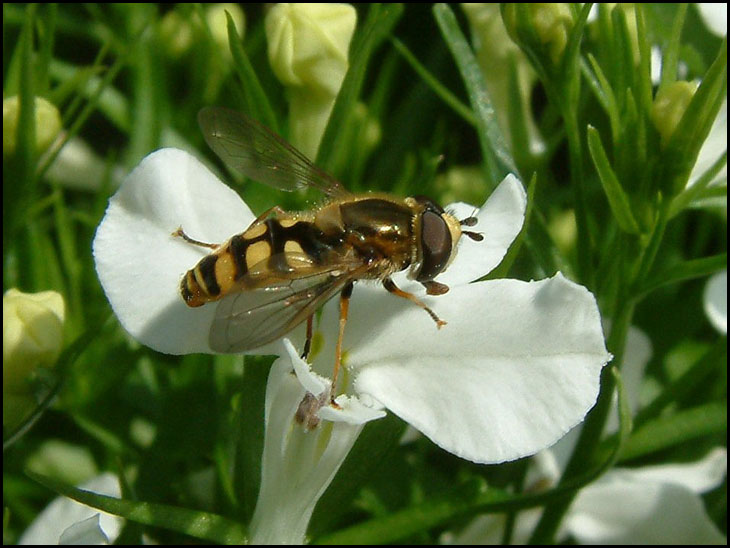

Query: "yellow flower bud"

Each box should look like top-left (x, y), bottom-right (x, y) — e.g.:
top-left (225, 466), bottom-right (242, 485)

top-left (3, 96), bottom-right (62, 157)
top-left (266, 3), bottom-right (357, 158)
top-left (3, 289), bottom-right (65, 428)
top-left (651, 81), bottom-right (699, 146)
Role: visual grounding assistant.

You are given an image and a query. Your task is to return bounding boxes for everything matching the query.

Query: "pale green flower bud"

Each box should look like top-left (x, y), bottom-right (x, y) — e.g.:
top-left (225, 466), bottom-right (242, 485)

top-left (651, 81), bottom-right (699, 147)
top-left (3, 289), bottom-right (65, 428)
top-left (3, 96), bottom-right (62, 157)
top-left (503, 3), bottom-right (574, 65)
top-left (159, 9), bottom-right (195, 58)
top-left (266, 3), bottom-right (357, 158)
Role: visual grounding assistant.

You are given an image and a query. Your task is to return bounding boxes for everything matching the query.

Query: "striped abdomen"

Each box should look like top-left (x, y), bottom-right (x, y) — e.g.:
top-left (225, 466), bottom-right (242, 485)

top-left (180, 218), bottom-right (336, 307)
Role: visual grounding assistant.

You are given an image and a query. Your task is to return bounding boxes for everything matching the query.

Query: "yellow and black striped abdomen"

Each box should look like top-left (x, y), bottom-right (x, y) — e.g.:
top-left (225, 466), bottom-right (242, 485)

top-left (180, 218), bottom-right (339, 307)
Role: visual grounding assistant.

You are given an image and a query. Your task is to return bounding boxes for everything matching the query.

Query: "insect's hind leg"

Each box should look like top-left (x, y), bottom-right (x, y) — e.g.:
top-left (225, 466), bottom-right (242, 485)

top-left (383, 277), bottom-right (446, 328)
top-left (301, 314), bottom-right (314, 360)
top-left (172, 226), bottom-right (219, 249)
top-left (330, 281), bottom-right (354, 401)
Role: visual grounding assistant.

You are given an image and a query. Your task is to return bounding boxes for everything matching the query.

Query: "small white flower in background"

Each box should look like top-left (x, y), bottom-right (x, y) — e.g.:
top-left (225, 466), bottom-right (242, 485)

top-left (3, 289), bottom-right (65, 429)
top-left (93, 148), bottom-right (610, 540)
top-left (704, 269), bottom-right (727, 335)
top-left (696, 3), bottom-right (727, 37)
top-left (265, 3), bottom-right (357, 158)
top-left (442, 326), bottom-right (727, 545)
top-left (18, 473), bottom-right (123, 545)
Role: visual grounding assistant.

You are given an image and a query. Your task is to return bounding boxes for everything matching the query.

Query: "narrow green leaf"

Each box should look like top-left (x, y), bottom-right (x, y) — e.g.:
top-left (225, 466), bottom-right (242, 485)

top-left (661, 38), bottom-right (727, 195)
top-left (636, 252), bottom-right (727, 298)
top-left (310, 412), bottom-right (406, 536)
top-left (587, 125), bottom-right (641, 233)
top-left (669, 151), bottom-right (727, 216)
top-left (226, 11), bottom-right (279, 133)
top-left (559, 2), bottom-right (592, 105)
top-left (27, 472), bottom-right (249, 545)
top-left (389, 37), bottom-right (476, 127)
top-left (620, 402), bottom-right (727, 461)
top-left (433, 3), bottom-right (516, 188)
top-left (658, 4), bottom-right (689, 92)
top-left (583, 54), bottom-right (620, 144)
top-left (633, 338), bottom-right (726, 430)
top-left (317, 3), bottom-right (403, 173)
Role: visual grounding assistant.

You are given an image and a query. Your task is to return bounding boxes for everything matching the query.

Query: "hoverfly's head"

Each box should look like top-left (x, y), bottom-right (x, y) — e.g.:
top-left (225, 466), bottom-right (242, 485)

top-left (409, 196), bottom-right (483, 285)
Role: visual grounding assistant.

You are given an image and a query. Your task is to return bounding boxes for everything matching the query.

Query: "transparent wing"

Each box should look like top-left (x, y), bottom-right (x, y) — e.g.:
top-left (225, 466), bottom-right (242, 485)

top-left (198, 106), bottom-right (349, 197)
top-left (209, 253), bottom-right (365, 353)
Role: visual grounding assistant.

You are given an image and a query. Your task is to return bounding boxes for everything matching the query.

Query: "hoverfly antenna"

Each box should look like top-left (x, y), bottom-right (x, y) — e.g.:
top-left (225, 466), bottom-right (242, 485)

top-left (460, 213), bottom-right (483, 241)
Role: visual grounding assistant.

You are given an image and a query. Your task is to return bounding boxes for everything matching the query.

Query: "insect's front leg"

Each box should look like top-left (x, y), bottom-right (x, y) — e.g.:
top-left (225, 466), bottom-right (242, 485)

top-left (383, 277), bottom-right (446, 328)
top-left (172, 227), bottom-right (219, 250)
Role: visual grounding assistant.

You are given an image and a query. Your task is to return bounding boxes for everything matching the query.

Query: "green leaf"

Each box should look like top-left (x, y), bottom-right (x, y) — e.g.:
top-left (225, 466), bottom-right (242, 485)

top-left (621, 402), bottom-right (727, 461)
top-left (587, 125), bottom-right (641, 233)
top-left (582, 54), bottom-right (620, 145)
top-left (317, 3), bottom-right (403, 173)
top-left (433, 3), bottom-right (516, 188)
top-left (658, 4), bottom-right (689, 92)
top-left (660, 38), bottom-right (727, 196)
top-left (636, 252), bottom-right (727, 298)
top-left (389, 37), bottom-right (476, 127)
top-left (310, 412), bottom-right (406, 536)
top-left (26, 471), bottom-right (249, 545)
top-left (226, 11), bottom-right (279, 133)
top-left (633, 338), bottom-right (726, 430)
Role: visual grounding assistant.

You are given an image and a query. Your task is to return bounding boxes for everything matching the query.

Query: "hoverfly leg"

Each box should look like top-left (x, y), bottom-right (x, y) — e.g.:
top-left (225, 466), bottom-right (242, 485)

top-left (383, 277), bottom-right (447, 328)
top-left (172, 226), bottom-right (219, 250)
top-left (301, 314), bottom-right (314, 360)
top-left (331, 281), bottom-right (354, 402)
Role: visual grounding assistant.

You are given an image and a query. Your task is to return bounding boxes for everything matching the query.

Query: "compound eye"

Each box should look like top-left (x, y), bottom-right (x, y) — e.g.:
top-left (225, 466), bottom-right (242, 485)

top-left (417, 211), bottom-right (452, 281)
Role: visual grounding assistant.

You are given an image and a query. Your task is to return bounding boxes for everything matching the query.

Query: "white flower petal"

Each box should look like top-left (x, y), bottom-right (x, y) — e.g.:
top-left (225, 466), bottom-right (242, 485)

top-left (319, 394), bottom-right (386, 424)
top-left (58, 514), bottom-right (109, 545)
top-left (93, 148), bottom-right (255, 354)
top-left (329, 273), bottom-right (609, 464)
top-left (567, 463), bottom-right (727, 544)
top-left (285, 338), bottom-right (329, 396)
top-left (697, 3), bottom-right (727, 36)
top-left (625, 447), bottom-right (727, 494)
top-left (437, 174), bottom-right (527, 287)
top-left (704, 269), bottom-right (727, 334)
top-left (19, 473), bottom-right (122, 545)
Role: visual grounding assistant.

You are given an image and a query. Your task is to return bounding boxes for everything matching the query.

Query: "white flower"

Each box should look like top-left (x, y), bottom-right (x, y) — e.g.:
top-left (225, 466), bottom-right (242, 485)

top-left (93, 147), bottom-right (610, 461)
top-left (18, 473), bottom-right (123, 545)
top-left (93, 148), bottom-right (610, 541)
top-left (442, 326), bottom-right (727, 545)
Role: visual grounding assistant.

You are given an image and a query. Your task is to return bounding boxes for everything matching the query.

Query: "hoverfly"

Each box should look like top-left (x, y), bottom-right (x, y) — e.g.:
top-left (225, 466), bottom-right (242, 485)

top-left (177, 107), bottom-right (483, 392)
